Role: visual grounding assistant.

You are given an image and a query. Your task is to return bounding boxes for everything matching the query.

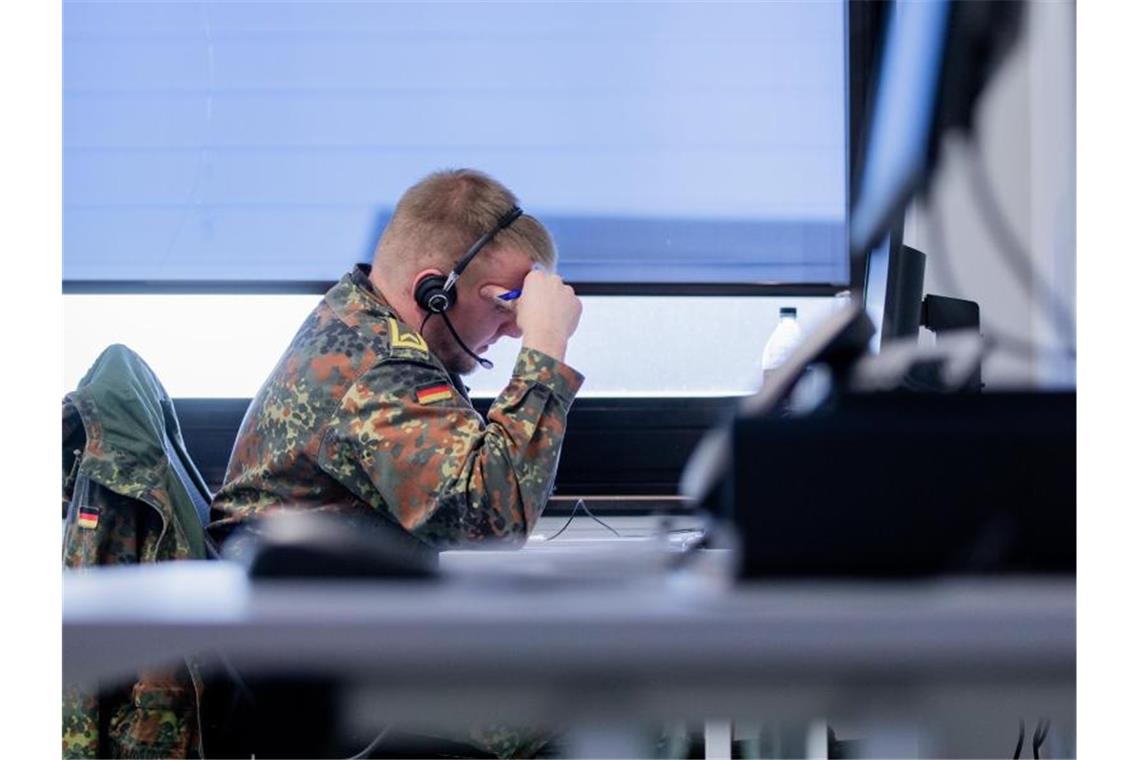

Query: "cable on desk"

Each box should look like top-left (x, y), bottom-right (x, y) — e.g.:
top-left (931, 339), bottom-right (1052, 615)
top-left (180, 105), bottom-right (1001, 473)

top-left (1032, 718), bottom-right (1050, 760)
top-left (545, 499), bottom-right (622, 541)
top-left (544, 501), bottom-right (580, 541)
top-left (1012, 718), bottom-right (1025, 759)
top-left (578, 500), bottom-right (621, 537)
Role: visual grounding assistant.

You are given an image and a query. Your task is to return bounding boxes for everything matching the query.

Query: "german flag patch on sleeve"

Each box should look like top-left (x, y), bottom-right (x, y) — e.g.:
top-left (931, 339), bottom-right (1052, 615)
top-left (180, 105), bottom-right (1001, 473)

top-left (415, 383), bottom-right (453, 405)
top-left (77, 505), bottom-right (100, 530)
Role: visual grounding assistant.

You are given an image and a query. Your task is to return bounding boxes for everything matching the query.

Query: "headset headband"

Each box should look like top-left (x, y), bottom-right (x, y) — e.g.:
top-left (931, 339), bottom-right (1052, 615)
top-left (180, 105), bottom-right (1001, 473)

top-left (441, 206), bottom-right (523, 294)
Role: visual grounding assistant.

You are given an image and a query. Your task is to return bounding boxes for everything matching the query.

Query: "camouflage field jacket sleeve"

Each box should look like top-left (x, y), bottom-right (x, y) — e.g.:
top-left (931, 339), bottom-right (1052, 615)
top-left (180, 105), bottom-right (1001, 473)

top-left (318, 345), bottom-right (583, 548)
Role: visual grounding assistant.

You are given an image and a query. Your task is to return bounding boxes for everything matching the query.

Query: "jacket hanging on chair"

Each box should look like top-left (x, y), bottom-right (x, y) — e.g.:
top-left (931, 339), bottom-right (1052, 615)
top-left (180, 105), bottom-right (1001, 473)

top-left (62, 344), bottom-right (215, 759)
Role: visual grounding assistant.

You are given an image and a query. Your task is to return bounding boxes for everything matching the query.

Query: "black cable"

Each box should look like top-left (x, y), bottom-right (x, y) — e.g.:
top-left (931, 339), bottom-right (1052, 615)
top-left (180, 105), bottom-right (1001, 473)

top-left (577, 500), bottom-right (622, 537)
top-left (439, 310), bottom-right (494, 370)
top-left (1032, 718), bottom-right (1050, 759)
top-left (1013, 718), bottom-right (1025, 759)
top-left (925, 194), bottom-right (1074, 364)
top-left (545, 499), bottom-right (622, 541)
top-left (418, 311), bottom-right (493, 370)
top-left (964, 141), bottom-right (1076, 354)
top-left (544, 500), bottom-right (581, 541)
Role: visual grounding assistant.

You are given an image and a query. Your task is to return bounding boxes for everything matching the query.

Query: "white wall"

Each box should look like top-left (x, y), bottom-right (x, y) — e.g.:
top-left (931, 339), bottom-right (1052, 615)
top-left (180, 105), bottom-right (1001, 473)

top-left (903, 1), bottom-right (1075, 389)
top-left (62, 294), bottom-right (845, 399)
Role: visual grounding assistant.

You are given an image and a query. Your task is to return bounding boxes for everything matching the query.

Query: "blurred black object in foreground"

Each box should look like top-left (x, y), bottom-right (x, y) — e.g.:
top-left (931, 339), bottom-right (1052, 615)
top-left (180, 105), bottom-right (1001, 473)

top-left (725, 390), bottom-right (1074, 579)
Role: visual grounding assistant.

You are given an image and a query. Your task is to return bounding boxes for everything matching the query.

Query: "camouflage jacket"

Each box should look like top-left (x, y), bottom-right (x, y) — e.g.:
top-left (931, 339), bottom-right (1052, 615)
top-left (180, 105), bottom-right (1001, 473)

top-left (209, 265), bottom-right (584, 550)
top-left (63, 345), bottom-right (211, 759)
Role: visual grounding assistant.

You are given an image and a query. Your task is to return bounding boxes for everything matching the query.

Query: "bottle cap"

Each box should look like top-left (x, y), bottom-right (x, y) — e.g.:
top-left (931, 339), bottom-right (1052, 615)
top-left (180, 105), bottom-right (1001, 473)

top-left (779, 307), bottom-right (797, 318)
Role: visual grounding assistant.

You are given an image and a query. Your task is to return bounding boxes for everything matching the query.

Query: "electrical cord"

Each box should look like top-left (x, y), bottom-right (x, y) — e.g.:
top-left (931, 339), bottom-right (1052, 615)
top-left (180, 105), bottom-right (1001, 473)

top-left (545, 499), bottom-right (622, 541)
top-left (1032, 718), bottom-right (1050, 759)
top-left (925, 193), bottom-right (1074, 364)
top-left (964, 141), bottom-right (1076, 355)
top-left (545, 502), bottom-right (580, 541)
top-left (346, 726), bottom-right (391, 759)
top-left (1012, 717), bottom-right (1050, 759)
top-left (579, 500), bottom-right (621, 536)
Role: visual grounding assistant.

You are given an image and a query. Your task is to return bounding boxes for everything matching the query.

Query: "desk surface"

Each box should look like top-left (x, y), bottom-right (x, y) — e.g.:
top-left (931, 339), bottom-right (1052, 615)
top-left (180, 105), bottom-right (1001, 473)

top-left (64, 529), bottom-right (1075, 715)
top-left (63, 518), bottom-right (1076, 756)
top-left (64, 513), bottom-right (1073, 743)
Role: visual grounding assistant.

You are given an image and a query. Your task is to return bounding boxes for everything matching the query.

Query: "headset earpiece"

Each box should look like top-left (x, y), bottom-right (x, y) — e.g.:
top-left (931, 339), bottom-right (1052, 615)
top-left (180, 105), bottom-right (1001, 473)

top-left (414, 274), bottom-right (455, 314)
top-left (410, 206), bottom-right (522, 370)
top-left (414, 206), bottom-right (522, 316)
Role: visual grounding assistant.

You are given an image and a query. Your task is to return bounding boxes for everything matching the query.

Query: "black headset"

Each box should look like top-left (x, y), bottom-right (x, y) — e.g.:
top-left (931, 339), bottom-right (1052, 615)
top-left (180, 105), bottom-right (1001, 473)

top-left (412, 205), bottom-right (523, 370)
top-left (414, 206), bottom-right (523, 315)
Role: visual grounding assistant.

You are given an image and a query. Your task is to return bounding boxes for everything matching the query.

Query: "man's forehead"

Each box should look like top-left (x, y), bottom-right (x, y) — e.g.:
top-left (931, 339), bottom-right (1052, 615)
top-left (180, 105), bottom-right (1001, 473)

top-left (473, 244), bottom-right (535, 278)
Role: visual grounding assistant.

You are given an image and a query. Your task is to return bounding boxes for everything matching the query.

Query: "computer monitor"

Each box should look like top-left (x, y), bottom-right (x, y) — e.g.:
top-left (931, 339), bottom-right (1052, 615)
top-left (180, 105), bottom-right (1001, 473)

top-left (863, 229), bottom-right (926, 353)
top-left (862, 235), bottom-right (894, 352)
top-left (849, 0), bottom-right (951, 253)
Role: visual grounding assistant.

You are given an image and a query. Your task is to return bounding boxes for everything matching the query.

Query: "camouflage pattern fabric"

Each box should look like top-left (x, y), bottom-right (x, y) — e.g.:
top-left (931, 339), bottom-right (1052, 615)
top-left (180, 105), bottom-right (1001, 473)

top-left (63, 345), bottom-right (208, 758)
top-left (209, 266), bottom-right (583, 757)
top-left (61, 685), bottom-right (98, 759)
top-left (62, 485), bottom-right (202, 759)
top-left (210, 264), bottom-right (584, 550)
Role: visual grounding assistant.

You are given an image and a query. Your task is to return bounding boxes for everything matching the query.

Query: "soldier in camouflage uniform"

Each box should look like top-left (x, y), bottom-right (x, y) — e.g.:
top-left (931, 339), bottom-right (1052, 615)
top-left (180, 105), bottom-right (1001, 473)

top-left (208, 169), bottom-right (584, 757)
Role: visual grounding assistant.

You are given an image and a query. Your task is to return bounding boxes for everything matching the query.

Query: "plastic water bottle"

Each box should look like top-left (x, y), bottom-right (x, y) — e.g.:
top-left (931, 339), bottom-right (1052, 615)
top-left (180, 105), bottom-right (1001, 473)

top-left (759, 307), bottom-right (802, 387)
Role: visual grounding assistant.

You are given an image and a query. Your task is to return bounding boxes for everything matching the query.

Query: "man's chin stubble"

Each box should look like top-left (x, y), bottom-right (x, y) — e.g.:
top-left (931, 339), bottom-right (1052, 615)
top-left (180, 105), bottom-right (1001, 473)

top-left (425, 327), bottom-right (477, 376)
top-left (440, 350), bottom-right (478, 376)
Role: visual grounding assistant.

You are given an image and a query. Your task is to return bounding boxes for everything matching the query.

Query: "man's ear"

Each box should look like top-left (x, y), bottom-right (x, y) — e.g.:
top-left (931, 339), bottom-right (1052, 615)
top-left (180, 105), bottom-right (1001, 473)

top-left (408, 267), bottom-right (451, 317)
top-left (409, 268), bottom-right (444, 296)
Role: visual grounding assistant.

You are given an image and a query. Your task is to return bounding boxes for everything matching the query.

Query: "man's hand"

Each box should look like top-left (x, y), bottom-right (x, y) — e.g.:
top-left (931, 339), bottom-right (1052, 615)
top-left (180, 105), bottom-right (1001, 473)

top-left (516, 270), bottom-right (581, 363)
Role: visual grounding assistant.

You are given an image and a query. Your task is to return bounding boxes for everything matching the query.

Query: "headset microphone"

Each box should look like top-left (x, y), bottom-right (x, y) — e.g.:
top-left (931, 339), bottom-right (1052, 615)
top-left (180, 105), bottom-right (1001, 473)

top-left (440, 311), bottom-right (494, 370)
top-left (413, 205), bottom-right (523, 370)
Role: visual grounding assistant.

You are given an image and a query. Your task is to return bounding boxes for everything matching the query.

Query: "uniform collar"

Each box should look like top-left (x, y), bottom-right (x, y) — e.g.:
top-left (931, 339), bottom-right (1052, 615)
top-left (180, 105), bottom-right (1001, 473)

top-left (325, 264), bottom-right (397, 325)
top-left (348, 263), bottom-right (390, 308)
top-left (330, 265), bottom-right (473, 400)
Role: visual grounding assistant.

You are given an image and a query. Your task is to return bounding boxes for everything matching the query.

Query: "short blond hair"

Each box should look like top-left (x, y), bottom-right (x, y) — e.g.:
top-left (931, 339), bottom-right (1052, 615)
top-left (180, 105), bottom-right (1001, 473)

top-left (374, 169), bottom-right (556, 273)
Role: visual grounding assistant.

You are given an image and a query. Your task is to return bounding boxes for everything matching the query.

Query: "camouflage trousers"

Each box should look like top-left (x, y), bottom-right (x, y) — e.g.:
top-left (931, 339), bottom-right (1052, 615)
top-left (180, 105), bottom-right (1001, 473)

top-left (63, 668), bottom-right (199, 759)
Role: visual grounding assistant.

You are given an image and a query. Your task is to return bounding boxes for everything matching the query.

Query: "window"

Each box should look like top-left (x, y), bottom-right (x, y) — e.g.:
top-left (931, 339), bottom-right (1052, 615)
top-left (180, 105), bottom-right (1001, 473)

top-left (64, 1), bottom-right (848, 287)
top-left (62, 293), bottom-right (849, 398)
top-left (63, 2), bottom-right (852, 397)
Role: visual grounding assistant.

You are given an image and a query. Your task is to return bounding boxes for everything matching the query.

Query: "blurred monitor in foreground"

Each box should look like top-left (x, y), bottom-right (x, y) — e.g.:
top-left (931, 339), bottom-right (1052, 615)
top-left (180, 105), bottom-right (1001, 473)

top-left (849, 0), bottom-right (951, 253)
top-left (850, 0), bottom-right (1025, 253)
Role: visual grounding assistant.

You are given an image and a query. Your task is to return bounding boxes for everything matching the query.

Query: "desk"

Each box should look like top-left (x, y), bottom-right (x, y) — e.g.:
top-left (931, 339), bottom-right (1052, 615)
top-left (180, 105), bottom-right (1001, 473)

top-left (63, 522), bottom-right (1075, 758)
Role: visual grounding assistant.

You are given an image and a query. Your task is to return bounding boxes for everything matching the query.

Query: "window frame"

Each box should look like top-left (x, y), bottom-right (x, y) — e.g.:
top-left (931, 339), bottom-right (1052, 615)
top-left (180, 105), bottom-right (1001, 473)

top-left (62, 280), bottom-right (850, 297)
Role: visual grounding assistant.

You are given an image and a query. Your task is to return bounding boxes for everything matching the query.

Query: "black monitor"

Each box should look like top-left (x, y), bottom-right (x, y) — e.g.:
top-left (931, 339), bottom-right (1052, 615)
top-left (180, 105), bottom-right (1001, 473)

top-left (849, 0), bottom-right (952, 253)
top-left (863, 228), bottom-right (926, 353)
top-left (862, 234), bottom-right (896, 353)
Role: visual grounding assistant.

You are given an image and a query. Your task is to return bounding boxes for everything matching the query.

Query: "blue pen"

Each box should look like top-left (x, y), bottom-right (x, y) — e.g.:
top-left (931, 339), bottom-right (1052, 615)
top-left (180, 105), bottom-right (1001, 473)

top-left (498, 289), bottom-right (522, 302)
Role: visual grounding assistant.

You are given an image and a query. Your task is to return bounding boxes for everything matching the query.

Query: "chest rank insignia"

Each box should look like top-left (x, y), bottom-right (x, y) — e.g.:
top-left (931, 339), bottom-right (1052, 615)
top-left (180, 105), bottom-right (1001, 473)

top-left (77, 505), bottom-right (100, 530)
top-left (387, 316), bottom-right (429, 353)
top-left (415, 383), bottom-right (453, 405)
